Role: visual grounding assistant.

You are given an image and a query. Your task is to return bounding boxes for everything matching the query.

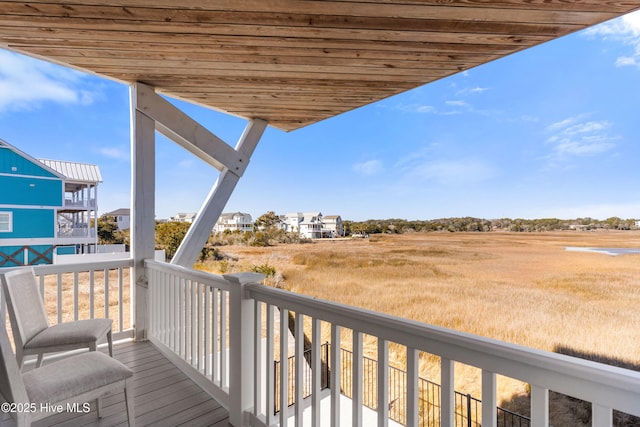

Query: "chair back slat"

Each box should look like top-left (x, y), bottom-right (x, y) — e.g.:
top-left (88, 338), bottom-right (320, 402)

top-left (1, 269), bottom-right (49, 349)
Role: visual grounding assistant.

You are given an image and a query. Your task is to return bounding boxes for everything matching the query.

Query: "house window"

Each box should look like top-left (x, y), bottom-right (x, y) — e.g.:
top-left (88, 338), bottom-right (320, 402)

top-left (0, 212), bottom-right (12, 232)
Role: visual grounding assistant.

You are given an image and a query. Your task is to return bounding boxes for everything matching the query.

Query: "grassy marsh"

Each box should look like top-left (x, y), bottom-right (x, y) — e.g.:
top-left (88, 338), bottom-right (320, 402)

top-left (203, 231), bottom-right (640, 424)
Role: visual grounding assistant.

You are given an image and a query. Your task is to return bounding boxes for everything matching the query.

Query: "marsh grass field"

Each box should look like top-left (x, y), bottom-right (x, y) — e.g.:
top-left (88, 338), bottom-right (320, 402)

top-left (200, 230), bottom-right (640, 425)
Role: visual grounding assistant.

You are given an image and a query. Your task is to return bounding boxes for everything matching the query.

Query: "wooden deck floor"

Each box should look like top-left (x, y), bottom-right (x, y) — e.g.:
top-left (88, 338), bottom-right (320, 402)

top-left (1, 340), bottom-right (230, 427)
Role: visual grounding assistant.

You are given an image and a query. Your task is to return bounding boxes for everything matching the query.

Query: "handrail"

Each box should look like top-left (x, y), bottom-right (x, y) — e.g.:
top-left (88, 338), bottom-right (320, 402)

top-left (1, 259), bottom-right (134, 347)
top-left (31, 258), bottom-right (133, 275)
top-left (247, 283), bottom-right (640, 419)
top-left (145, 259), bottom-right (231, 290)
top-left (145, 260), bottom-right (255, 415)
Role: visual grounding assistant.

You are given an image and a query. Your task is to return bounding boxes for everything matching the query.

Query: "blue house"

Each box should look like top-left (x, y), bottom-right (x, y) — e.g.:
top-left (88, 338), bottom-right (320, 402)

top-left (0, 139), bottom-right (102, 267)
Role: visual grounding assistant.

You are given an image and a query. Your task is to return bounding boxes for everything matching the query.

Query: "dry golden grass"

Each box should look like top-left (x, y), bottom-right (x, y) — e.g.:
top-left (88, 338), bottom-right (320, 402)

top-left (41, 269), bottom-right (132, 333)
top-left (201, 231), bottom-right (640, 424)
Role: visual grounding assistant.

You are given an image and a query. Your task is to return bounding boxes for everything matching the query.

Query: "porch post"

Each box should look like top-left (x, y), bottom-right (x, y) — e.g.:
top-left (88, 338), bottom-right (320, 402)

top-left (224, 272), bottom-right (265, 427)
top-left (171, 118), bottom-right (267, 267)
top-left (130, 82), bottom-right (156, 341)
top-left (131, 82), bottom-right (268, 268)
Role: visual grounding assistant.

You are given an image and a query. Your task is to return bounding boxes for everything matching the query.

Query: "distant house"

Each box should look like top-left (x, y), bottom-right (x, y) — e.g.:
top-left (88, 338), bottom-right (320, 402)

top-left (282, 212), bottom-right (343, 238)
top-left (569, 224), bottom-right (591, 231)
top-left (103, 208), bottom-right (131, 230)
top-left (213, 212), bottom-right (254, 233)
top-left (172, 212), bottom-right (197, 223)
top-left (283, 212), bottom-right (323, 238)
top-left (0, 139), bottom-right (101, 266)
top-left (323, 215), bottom-right (344, 237)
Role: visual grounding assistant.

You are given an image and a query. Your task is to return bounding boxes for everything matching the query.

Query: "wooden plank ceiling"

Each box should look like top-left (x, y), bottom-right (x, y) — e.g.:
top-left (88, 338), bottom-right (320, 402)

top-left (1, 1), bottom-right (639, 131)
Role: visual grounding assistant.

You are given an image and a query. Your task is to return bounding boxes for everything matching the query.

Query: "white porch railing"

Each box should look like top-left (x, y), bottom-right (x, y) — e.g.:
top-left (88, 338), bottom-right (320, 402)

top-left (31, 259), bottom-right (134, 340)
top-left (1, 259), bottom-right (134, 356)
top-left (146, 259), bottom-right (238, 411)
top-left (63, 197), bottom-right (97, 209)
top-left (57, 226), bottom-right (97, 238)
top-left (146, 260), bottom-right (640, 427)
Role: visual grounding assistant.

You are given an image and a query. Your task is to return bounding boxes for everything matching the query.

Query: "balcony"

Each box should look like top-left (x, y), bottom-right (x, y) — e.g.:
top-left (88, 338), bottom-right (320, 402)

top-left (62, 198), bottom-right (97, 211)
top-left (0, 339), bottom-right (230, 427)
top-left (56, 227), bottom-right (97, 239)
top-left (1, 259), bottom-right (639, 427)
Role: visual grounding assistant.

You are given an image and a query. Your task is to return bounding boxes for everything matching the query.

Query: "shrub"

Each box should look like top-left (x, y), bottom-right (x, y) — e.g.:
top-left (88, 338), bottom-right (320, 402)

top-left (251, 263), bottom-right (276, 277)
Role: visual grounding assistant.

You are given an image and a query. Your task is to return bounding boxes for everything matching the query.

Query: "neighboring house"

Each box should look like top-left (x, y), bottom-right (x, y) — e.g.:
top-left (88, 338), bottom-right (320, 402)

top-left (103, 208), bottom-right (131, 230)
top-left (283, 212), bottom-right (343, 238)
top-left (282, 212), bottom-right (302, 233)
top-left (299, 212), bottom-right (323, 238)
top-left (172, 212), bottom-right (197, 223)
top-left (322, 215), bottom-right (344, 237)
top-left (283, 212), bottom-right (323, 238)
top-left (569, 224), bottom-right (588, 231)
top-left (0, 139), bottom-right (101, 267)
top-left (213, 212), bottom-right (254, 233)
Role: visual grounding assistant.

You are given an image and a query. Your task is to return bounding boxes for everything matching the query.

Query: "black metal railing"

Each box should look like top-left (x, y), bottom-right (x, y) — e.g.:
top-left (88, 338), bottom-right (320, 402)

top-left (274, 342), bottom-right (330, 413)
top-left (274, 345), bottom-right (530, 427)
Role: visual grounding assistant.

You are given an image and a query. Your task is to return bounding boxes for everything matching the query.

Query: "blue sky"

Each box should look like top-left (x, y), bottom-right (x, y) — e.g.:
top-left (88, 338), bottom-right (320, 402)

top-left (1, 12), bottom-right (639, 222)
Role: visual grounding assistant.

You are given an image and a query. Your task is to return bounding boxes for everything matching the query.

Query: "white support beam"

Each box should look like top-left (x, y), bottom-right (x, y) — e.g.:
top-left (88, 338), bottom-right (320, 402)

top-left (134, 82), bottom-right (247, 175)
top-left (440, 358), bottom-right (454, 427)
top-left (280, 308), bottom-right (289, 427)
top-left (295, 312), bottom-right (304, 426)
top-left (311, 318), bottom-right (322, 427)
top-left (530, 385), bottom-right (549, 427)
top-left (330, 324), bottom-right (341, 427)
top-left (171, 118), bottom-right (267, 267)
top-left (225, 273), bottom-right (261, 427)
top-left (377, 339), bottom-right (388, 427)
top-left (130, 81), bottom-right (268, 339)
top-left (406, 348), bottom-right (419, 427)
top-left (130, 83), bottom-right (156, 341)
top-left (482, 370), bottom-right (497, 427)
top-left (352, 331), bottom-right (363, 427)
top-left (592, 404), bottom-right (613, 427)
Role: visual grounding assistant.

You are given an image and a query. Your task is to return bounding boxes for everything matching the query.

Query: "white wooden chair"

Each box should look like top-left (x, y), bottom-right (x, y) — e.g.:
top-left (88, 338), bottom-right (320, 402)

top-left (0, 268), bottom-right (113, 369)
top-left (0, 323), bottom-right (135, 427)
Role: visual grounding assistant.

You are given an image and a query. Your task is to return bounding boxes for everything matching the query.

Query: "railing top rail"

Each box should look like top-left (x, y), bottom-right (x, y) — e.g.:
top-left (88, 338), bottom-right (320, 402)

top-left (1, 258), bottom-right (134, 275)
top-left (145, 259), bottom-right (232, 290)
top-left (247, 283), bottom-right (640, 416)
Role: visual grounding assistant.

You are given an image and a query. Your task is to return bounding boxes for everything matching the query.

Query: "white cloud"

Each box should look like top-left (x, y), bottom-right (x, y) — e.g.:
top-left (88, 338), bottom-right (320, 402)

top-left (545, 116), bottom-right (618, 160)
top-left (455, 86), bottom-right (489, 97)
top-left (390, 81), bottom-right (489, 116)
top-left (546, 116), bottom-right (581, 132)
top-left (0, 49), bottom-right (97, 112)
top-left (585, 10), bottom-right (640, 69)
top-left (445, 100), bottom-right (469, 108)
top-left (98, 146), bottom-right (129, 161)
top-left (552, 137), bottom-right (616, 157)
top-left (353, 159), bottom-right (383, 176)
top-left (402, 157), bottom-right (496, 185)
top-left (587, 10), bottom-right (640, 38)
top-left (415, 105), bottom-right (437, 114)
top-left (615, 56), bottom-right (638, 67)
top-left (392, 101), bottom-right (466, 116)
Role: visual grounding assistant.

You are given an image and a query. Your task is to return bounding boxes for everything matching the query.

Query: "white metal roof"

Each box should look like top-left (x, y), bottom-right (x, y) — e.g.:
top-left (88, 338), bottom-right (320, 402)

top-left (38, 159), bottom-right (103, 183)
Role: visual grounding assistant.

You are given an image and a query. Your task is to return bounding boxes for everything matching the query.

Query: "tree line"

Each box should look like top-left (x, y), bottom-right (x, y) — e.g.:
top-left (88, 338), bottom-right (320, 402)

top-left (345, 216), bottom-right (638, 235)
